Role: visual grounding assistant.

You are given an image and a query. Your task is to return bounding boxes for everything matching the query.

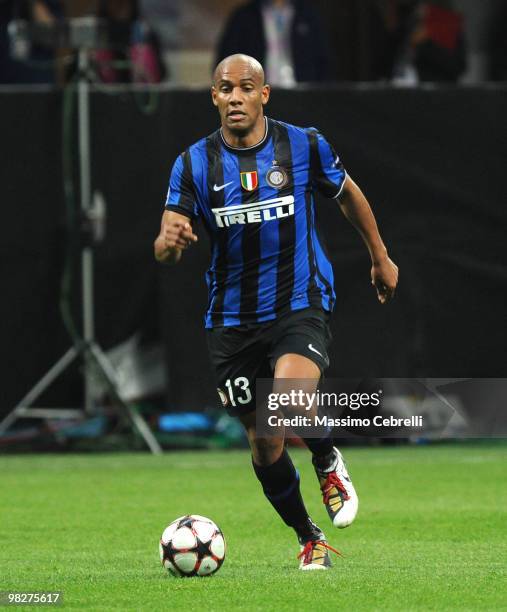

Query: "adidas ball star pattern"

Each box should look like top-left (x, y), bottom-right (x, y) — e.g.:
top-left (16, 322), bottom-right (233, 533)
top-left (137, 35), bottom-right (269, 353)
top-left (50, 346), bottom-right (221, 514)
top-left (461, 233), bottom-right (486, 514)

top-left (159, 515), bottom-right (226, 577)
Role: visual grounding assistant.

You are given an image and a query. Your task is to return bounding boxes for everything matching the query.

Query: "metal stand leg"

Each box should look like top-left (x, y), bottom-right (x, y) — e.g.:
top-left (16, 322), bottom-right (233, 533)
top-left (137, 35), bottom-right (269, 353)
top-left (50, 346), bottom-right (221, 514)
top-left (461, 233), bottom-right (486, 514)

top-left (87, 342), bottom-right (162, 455)
top-left (0, 347), bottom-right (79, 434)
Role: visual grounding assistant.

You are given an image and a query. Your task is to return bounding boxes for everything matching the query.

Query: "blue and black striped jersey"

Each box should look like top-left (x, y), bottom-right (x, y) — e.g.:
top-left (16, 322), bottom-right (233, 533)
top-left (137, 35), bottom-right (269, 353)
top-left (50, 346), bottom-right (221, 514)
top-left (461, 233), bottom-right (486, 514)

top-left (165, 117), bottom-right (347, 328)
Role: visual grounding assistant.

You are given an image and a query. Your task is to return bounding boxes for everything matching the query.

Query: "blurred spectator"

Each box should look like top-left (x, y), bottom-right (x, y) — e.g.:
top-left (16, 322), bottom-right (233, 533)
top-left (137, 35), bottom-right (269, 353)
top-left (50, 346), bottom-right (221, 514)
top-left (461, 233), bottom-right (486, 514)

top-left (368, 0), bottom-right (417, 81)
top-left (92, 0), bottom-right (165, 83)
top-left (0, 0), bottom-right (63, 84)
top-left (378, 0), bottom-right (466, 84)
top-left (215, 0), bottom-right (331, 86)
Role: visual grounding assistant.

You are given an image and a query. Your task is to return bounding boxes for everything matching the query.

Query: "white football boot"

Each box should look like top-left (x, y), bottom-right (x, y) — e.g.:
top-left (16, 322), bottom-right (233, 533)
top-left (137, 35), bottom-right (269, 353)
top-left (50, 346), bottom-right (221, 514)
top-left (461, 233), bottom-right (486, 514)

top-left (298, 539), bottom-right (341, 571)
top-left (313, 447), bottom-right (358, 528)
top-left (296, 518), bottom-right (342, 571)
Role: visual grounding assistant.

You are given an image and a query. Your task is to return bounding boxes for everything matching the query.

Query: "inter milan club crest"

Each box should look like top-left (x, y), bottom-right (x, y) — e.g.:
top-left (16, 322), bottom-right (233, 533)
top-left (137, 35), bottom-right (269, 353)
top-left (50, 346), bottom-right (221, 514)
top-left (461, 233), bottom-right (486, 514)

top-left (240, 171), bottom-right (258, 191)
top-left (266, 162), bottom-right (288, 189)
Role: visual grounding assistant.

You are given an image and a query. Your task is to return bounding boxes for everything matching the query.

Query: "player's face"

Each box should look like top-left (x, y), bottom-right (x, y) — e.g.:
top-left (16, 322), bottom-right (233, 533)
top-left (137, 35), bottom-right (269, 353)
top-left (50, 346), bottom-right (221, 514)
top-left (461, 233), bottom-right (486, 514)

top-left (211, 63), bottom-right (270, 135)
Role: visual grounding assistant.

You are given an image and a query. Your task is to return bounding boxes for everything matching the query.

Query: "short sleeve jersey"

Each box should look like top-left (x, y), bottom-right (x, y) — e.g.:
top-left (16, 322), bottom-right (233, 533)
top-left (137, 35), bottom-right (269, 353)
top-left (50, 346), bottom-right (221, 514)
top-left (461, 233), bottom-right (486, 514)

top-left (165, 117), bottom-right (346, 328)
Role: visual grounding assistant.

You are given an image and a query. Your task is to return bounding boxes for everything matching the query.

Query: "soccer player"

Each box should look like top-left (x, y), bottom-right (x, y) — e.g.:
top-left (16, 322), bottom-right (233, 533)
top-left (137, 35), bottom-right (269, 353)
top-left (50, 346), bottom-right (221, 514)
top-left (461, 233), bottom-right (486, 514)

top-left (154, 54), bottom-right (398, 570)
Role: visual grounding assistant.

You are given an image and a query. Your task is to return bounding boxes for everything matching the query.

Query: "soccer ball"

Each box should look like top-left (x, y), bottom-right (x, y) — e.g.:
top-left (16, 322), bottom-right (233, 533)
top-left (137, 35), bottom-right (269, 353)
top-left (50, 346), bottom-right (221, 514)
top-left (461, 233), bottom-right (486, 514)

top-left (159, 515), bottom-right (226, 577)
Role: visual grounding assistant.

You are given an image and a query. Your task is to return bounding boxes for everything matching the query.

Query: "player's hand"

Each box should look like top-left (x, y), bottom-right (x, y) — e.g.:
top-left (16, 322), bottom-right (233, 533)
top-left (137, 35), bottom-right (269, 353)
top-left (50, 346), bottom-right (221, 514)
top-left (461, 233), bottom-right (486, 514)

top-left (162, 220), bottom-right (198, 251)
top-left (371, 257), bottom-right (398, 304)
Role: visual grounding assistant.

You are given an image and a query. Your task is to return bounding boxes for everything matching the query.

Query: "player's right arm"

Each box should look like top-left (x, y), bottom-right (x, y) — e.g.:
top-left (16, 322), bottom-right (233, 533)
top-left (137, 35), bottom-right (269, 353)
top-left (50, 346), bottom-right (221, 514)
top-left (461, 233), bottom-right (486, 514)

top-left (154, 151), bottom-right (199, 265)
top-left (154, 210), bottom-right (198, 265)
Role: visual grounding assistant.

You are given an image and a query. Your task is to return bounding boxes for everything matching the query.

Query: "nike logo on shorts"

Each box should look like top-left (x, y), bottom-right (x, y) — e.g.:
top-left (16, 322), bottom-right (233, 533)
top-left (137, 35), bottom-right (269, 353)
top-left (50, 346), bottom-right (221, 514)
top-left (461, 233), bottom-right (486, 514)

top-left (213, 181), bottom-right (233, 191)
top-left (308, 344), bottom-right (324, 358)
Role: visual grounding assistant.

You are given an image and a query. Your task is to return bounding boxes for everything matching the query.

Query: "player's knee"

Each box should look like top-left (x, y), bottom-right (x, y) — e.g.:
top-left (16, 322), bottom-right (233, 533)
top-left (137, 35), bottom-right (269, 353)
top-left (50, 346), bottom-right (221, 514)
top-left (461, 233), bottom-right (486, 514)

top-left (249, 434), bottom-right (284, 466)
top-left (239, 412), bottom-right (284, 465)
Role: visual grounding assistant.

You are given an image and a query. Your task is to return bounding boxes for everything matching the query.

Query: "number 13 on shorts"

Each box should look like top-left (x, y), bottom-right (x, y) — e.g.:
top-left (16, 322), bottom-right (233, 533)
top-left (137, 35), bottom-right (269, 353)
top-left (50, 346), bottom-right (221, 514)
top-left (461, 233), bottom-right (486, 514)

top-left (225, 377), bottom-right (252, 407)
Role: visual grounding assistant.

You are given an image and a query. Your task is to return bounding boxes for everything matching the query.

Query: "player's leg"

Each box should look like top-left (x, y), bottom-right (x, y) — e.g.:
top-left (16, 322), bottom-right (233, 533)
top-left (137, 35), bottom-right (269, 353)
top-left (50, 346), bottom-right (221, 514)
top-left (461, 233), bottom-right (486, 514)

top-left (206, 324), bottom-right (324, 563)
top-left (274, 353), bottom-right (336, 468)
top-left (270, 353), bottom-right (337, 569)
top-left (239, 409), bottom-right (324, 552)
top-left (270, 310), bottom-right (359, 531)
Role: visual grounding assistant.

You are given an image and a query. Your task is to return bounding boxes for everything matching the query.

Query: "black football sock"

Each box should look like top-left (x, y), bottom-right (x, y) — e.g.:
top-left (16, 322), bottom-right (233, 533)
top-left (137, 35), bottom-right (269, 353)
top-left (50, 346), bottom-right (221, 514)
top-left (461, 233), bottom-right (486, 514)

top-left (303, 427), bottom-right (335, 470)
top-left (252, 448), bottom-right (313, 537)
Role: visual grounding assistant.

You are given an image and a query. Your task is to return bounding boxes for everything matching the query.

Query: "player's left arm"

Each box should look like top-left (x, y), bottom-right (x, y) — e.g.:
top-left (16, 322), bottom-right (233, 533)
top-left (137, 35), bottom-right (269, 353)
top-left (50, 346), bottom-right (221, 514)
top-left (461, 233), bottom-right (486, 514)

top-left (338, 176), bottom-right (398, 304)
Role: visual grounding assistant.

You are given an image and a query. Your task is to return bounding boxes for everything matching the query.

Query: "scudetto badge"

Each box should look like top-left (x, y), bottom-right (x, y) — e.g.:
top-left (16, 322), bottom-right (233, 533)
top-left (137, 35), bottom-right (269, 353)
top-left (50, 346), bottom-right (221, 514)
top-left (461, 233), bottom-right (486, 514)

top-left (266, 165), bottom-right (288, 189)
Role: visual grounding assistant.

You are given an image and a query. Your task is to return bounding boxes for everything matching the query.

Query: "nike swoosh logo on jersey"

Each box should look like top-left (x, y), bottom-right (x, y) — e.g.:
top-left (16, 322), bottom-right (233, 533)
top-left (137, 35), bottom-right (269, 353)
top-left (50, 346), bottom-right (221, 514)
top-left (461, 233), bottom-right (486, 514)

top-left (213, 181), bottom-right (233, 191)
top-left (308, 344), bottom-right (324, 358)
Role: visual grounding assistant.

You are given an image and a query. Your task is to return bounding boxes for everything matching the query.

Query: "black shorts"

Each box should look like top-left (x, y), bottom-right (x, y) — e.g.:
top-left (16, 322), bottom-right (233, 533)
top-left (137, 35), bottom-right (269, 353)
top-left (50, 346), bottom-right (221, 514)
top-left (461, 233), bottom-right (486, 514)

top-left (206, 308), bottom-right (332, 417)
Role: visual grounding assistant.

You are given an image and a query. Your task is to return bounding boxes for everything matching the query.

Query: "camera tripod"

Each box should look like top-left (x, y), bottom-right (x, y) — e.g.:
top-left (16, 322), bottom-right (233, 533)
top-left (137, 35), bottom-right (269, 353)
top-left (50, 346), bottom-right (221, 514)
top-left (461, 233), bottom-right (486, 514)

top-left (0, 22), bottom-right (162, 454)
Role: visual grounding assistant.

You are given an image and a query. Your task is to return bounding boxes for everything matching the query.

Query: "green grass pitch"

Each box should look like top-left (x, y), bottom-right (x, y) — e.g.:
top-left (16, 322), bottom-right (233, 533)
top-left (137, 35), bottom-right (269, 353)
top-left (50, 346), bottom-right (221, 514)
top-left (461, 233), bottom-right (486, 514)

top-left (1, 442), bottom-right (506, 611)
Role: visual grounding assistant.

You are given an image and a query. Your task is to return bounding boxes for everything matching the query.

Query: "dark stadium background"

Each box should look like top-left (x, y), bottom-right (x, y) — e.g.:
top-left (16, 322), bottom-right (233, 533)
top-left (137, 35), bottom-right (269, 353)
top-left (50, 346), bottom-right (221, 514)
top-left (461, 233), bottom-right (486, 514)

top-left (1, 86), bottom-right (505, 416)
